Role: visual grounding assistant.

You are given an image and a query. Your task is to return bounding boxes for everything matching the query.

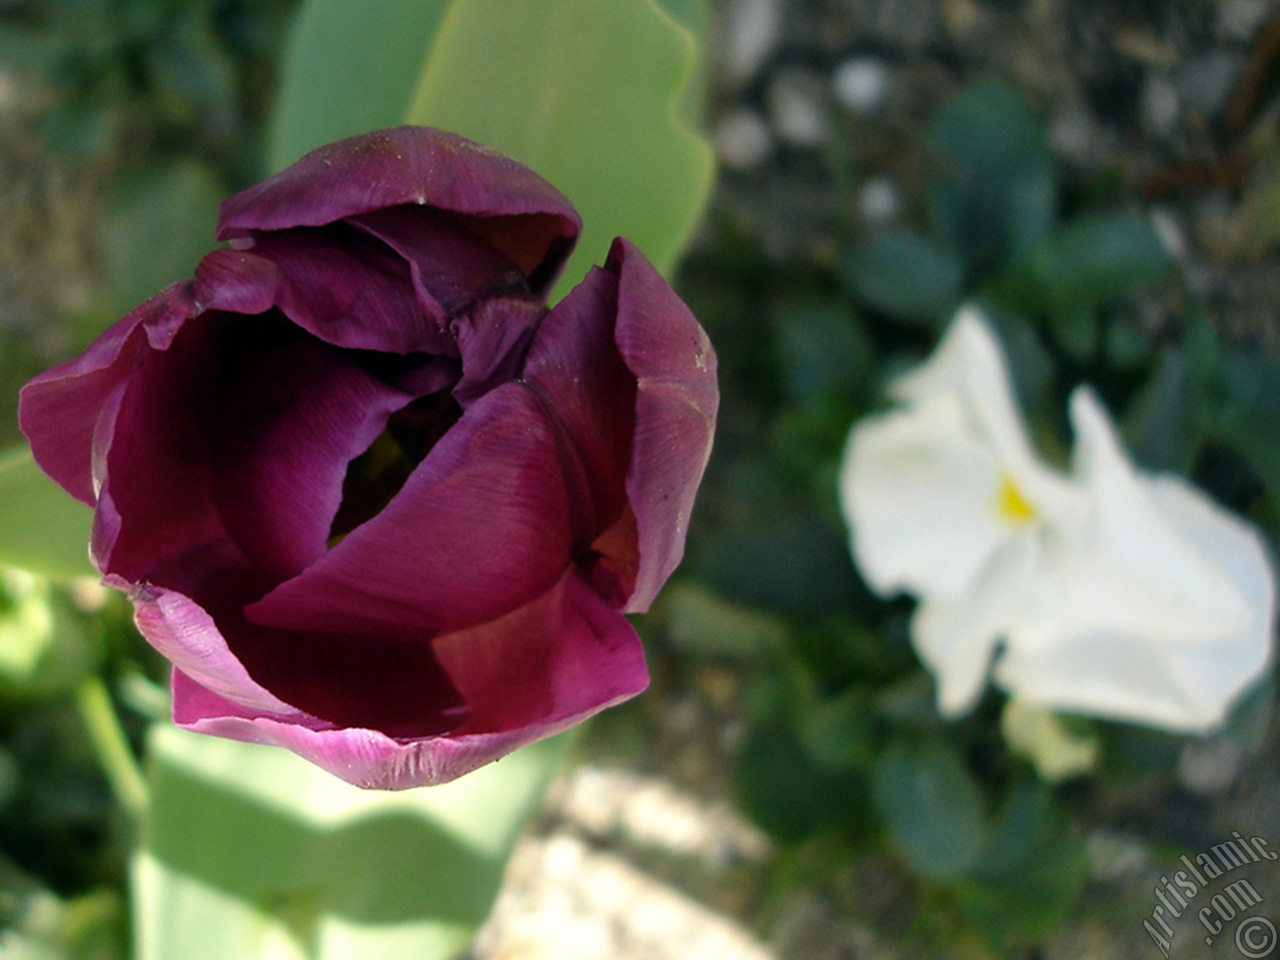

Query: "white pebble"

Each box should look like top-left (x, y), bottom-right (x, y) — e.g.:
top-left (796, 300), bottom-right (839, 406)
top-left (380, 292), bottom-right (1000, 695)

top-left (833, 57), bottom-right (891, 114)
top-left (858, 177), bottom-right (901, 225)
top-left (714, 109), bottom-right (774, 170)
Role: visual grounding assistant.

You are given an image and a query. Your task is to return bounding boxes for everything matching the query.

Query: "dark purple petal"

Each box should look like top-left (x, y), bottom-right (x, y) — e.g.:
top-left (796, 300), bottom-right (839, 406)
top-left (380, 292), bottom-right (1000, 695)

top-left (520, 265), bottom-right (636, 584)
top-left (82, 313), bottom-right (227, 581)
top-left (19, 282), bottom-right (198, 505)
top-left (173, 567), bottom-right (647, 789)
top-left (246, 381), bottom-right (574, 637)
top-left (608, 239), bottom-right (718, 611)
top-left (240, 225), bottom-right (455, 355)
top-left (192, 248), bottom-right (279, 316)
top-left (91, 310), bottom-right (417, 588)
top-left (206, 320), bottom-right (417, 581)
top-left (450, 295), bottom-right (546, 406)
top-left (436, 567), bottom-right (648, 736)
top-left (348, 206), bottom-right (529, 318)
top-left (218, 127), bottom-right (580, 297)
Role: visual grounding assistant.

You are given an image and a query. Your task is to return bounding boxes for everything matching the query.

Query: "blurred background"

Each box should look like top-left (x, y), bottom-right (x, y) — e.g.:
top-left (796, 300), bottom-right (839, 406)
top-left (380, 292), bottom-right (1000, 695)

top-left (3, 0), bottom-right (1280, 958)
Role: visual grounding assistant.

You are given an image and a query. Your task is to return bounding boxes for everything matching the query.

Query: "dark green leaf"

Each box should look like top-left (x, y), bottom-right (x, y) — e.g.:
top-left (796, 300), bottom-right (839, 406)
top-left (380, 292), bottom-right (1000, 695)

top-left (958, 779), bottom-right (1086, 941)
top-left (773, 299), bottom-right (871, 406)
top-left (1021, 212), bottom-right (1171, 319)
top-left (735, 719), bottom-right (865, 843)
top-left (695, 516), bottom-right (867, 617)
top-left (871, 737), bottom-right (986, 879)
top-left (928, 81), bottom-right (1056, 272)
top-left (1122, 347), bottom-right (1204, 473)
top-left (660, 581), bottom-right (788, 659)
top-left (842, 230), bottom-right (964, 325)
top-left (799, 689), bottom-right (874, 771)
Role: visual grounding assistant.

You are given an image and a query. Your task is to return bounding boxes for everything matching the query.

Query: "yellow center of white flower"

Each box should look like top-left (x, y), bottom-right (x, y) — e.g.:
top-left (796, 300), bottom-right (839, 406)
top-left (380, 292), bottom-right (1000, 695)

top-left (996, 474), bottom-right (1037, 525)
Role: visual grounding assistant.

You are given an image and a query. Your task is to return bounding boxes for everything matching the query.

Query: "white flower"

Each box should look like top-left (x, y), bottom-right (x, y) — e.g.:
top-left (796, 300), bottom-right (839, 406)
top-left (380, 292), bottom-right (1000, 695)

top-left (838, 308), bottom-right (1275, 732)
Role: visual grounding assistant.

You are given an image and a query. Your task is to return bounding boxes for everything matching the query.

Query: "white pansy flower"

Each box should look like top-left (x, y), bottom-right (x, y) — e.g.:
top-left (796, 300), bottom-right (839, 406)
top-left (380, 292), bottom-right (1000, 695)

top-left (839, 308), bottom-right (1275, 732)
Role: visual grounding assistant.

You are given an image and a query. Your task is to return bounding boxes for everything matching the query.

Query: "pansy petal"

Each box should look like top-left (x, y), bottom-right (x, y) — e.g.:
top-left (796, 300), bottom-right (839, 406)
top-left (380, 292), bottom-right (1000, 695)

top-left (176, 568), bottom-right (646, 789)
top-left (840, 394), bottom-right (1016, 598)
top-left (993, 621), bottom-right (1267, 732)
top-left (246, 382), bottom-right (574, 637)
top-left (607, 239), bottom-right (718, 611)
top-left (893, 307), bottom-right (1057, 498)
top-left (19, 282), bottom-right (197, 504)
top-left (1060, 389), bottom-right (1263, 638)
top-left (912, 531), bottom-right (1039, 714)
top-left (217, 127), bottom-right (580, 294)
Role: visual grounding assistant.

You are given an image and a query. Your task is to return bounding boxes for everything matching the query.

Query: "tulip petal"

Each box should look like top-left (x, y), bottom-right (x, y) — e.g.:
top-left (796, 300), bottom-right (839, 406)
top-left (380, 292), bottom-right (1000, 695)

top-left (206, 318), bottom-right (418, 580)
top-left (191, 248), bottom-right (279, 316)
top-left (89, 311), bottom-right (418, 586)
top-left (115, 577), bottom-right (304, 718)
top-left (607, 239), bottom-right (717, 611)
top-left (246, 382), bottom-right (574, 637)
top-left (450, 295), bottom-right (546, 406)
top-left (348, 205), bottom-right (530, 319)
top-left (522, 264), bottom-right (635, 555)
top-left (174, 569), bottom-right (646, 789)
top-left (242, 225), bottom-right (456, 355)
top-left (19, 282), bottom-right (197, 504)
top-left (218, 127), bottom-right (581, 296)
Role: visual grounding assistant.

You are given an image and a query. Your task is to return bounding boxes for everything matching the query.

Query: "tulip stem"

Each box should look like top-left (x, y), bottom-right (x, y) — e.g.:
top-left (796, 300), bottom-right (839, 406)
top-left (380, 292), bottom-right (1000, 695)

top-left (75, 675), bottom-right (149, 820)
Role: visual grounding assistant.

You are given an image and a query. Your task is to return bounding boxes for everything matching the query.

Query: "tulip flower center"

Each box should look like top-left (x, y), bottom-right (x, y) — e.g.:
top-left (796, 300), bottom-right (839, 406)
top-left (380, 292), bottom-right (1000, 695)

top-left (996, 473), bottom-right (1037, 525)
top-left (329, 390), bottom-right (463, 543)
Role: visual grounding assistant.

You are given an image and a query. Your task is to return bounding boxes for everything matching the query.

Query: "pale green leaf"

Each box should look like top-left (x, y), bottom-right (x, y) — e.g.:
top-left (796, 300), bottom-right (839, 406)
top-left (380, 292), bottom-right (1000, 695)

top-left (136, 723), bottom-right (568, 960)
top-left (0, 448), bottom-right (93, 580)
top-left (266, 0), bottom-right (452, 172)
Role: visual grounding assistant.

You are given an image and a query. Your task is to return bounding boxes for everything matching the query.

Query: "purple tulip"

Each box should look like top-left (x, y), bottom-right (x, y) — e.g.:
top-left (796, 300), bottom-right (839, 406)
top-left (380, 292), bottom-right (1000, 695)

top-left (20, 127), bottom-right (717, 789)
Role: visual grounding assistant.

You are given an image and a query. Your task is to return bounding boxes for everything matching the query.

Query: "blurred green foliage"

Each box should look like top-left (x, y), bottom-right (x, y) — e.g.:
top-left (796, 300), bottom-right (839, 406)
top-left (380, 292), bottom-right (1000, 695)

top-left (663, 77), bottom-right (1280, 952)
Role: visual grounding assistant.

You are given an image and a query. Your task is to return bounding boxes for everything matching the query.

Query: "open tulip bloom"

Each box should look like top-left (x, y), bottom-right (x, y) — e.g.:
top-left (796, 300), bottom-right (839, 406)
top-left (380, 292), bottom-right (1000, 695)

top-left (20, 128), bottom-right (718, 789)
top-left (840, 308), bottom-right (1274, 734)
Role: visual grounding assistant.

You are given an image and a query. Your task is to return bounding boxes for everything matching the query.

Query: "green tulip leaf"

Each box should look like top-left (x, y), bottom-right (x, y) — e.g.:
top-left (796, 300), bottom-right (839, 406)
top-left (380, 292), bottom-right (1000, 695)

top-left (0, 448), bottom-right (93, 580)
top-left (136, 724), bottom-right (568, 960)
top-left (266, 0), bottom-right (453, 170)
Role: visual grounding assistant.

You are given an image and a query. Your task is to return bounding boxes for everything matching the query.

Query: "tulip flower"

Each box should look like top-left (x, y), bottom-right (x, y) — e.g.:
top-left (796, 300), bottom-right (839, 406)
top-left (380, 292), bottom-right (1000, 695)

top-left (20, 127), bottom-right (718, 788)
top-left (839, 308), bottom-right (1273, 732)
